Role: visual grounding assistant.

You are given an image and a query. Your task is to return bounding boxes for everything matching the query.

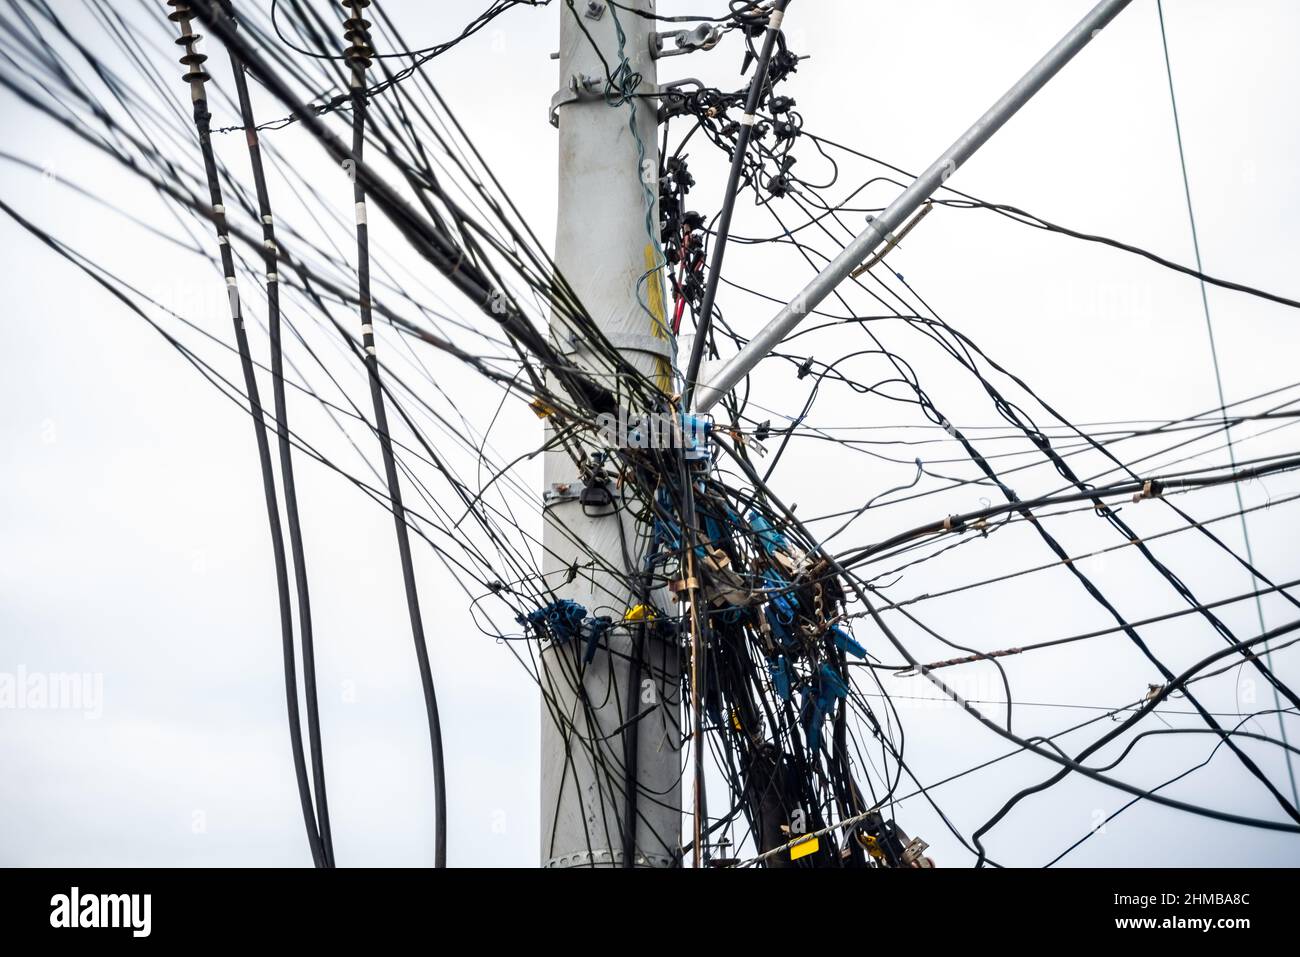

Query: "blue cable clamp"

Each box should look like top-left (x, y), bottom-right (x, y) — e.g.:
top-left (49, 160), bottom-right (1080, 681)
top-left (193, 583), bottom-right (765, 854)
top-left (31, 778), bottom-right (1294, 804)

top-left (830, 625), bottom-right (866, 659)
top-left (747, 510), bottom-right (789, 556)
top-left (803, 664), bottom-right (850, 751)
top-left (768, 655), bottom-right (793, 701)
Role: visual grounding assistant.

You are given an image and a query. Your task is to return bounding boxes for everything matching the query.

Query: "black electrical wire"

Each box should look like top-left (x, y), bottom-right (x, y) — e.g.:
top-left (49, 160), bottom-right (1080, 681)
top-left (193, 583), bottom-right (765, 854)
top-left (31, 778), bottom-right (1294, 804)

top-left (166, 0), bottom-right (325, 867)
top-left (339, 0), bottom-right (447, 867)
top-left (222, 0), bottom-right (335, 868)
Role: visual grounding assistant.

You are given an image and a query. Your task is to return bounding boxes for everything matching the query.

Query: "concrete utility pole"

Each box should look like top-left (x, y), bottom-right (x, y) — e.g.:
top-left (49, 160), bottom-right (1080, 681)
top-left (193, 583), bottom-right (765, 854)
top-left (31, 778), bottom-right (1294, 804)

top-left (541, 0), bottom-right (682, 868)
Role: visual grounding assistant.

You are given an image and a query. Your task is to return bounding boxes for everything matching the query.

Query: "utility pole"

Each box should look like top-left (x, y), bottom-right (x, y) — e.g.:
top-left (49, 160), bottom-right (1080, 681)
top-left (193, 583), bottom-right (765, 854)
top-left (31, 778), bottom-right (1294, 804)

top-left (541, 0), bottom-right (682, 868)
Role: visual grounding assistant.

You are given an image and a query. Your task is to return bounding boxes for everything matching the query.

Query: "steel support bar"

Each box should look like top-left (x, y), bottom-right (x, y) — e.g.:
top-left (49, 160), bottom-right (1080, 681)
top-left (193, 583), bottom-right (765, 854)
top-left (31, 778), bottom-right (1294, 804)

top-left (682, 0), bottom-right (792, 403)
top-left (693, 0), bottom-right (1133, 414)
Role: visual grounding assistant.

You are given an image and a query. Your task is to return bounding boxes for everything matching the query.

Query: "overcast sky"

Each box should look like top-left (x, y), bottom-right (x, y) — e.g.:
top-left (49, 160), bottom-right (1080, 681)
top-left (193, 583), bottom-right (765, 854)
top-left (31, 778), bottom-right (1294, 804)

top-left (2, 0), bottom-right (1299, 867)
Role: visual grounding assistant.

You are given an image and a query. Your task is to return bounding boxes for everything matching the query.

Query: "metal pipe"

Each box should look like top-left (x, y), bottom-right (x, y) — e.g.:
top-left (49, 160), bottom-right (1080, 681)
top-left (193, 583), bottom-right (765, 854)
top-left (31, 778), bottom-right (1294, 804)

top-left (693, 0), bottom-right (1133, 414)
top-left (682, 0), bottom-right (792, 404)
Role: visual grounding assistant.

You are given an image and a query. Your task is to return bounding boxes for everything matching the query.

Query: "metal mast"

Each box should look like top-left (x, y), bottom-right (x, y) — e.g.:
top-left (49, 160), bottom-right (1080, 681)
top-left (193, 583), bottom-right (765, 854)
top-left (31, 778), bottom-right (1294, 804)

top-left (693, 0), bottom-right (1134, 414)
top-left (541, 0), bottom-right (681, 868)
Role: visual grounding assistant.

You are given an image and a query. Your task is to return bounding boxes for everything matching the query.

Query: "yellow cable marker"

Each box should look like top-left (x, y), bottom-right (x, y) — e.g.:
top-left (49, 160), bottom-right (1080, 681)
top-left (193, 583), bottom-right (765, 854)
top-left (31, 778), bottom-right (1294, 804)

top-left (643, 244), bottom-right (672, 393)
top-left (624, 603), bottom-right (656, 622)
top-left (790, 834), bottom-right (820, 861)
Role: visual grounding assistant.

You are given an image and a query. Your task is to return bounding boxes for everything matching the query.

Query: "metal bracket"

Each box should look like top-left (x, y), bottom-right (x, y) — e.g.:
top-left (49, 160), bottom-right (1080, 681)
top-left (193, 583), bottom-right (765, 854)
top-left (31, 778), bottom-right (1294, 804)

top-left (650, 24), bottom-right (722, 59)
top-left (656, 77), bottom-right (705, 122)
top-left (850, 202), bottom-right (934, 278)
top-left (561, 329), bottom-right (674, 362)
top-left (900, 835), bottom-right (930, 867)
top-left (551, 76), bottom-right (705, 128)
top-left (549, 73), bottom-right (604, 128)
top-left (543, 482), bottom-right (580, 507)
top-left (544, 848), bottom-right (676, 868)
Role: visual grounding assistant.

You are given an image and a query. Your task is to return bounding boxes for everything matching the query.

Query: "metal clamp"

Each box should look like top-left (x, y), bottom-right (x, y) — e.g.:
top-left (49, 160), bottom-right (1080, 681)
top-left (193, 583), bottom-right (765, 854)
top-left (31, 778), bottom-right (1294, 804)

top-left (543, 482), bottom-right (580, 507)
top-left (544, 848), bottom-right (676, 868)
top-left (656, 77), bottom-right (705, 122)
top-left (548, 72), bottom-right (608, 128)
top-left (561, 330), bottom-right (674, 362)
top-left (549, 73), bottom-right (604, 128)
top-left (551, 76), bottom-right (705, 127)
top-left (900, 835), bottom-right (930, 866)
top-left (850, 202), bottom-right (934, 278)
top-left (650, 24), bottom-right (722, 59)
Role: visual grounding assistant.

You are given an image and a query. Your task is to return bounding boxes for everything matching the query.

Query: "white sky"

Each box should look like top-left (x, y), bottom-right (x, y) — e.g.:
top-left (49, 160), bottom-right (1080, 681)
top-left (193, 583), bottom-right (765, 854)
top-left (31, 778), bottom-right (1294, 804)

top-left (2, 0), bottom-right (1299, 867)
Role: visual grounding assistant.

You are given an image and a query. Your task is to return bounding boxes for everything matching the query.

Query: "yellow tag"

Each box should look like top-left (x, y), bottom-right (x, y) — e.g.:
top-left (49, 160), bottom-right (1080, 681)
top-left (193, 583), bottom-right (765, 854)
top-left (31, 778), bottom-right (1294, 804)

top-left (625, 604), bottom-right (656, 622)
top-left (790, 835), bottom-right (819, 861)
top-left (643, 244), bottom-right (669, 340)
top-left (643, 244), bottom-right (672, 394)
top-left (530, 397), bottom-right (556, 419)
